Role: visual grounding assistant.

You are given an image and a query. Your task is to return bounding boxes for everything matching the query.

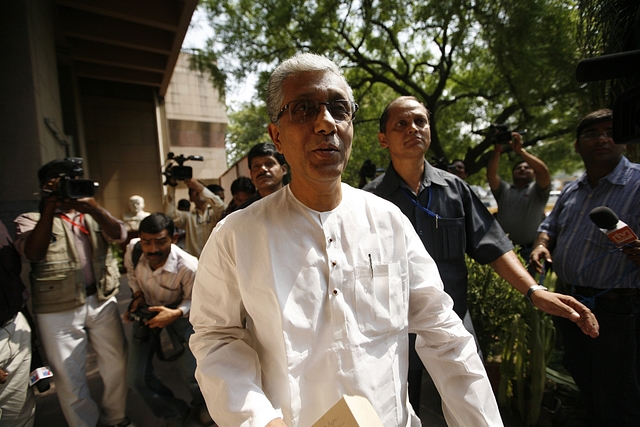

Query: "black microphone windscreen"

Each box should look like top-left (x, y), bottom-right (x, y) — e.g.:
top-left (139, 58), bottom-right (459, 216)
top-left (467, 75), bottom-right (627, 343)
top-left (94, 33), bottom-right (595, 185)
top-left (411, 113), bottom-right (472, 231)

top-left (589, 206), bottom-right (619, 230)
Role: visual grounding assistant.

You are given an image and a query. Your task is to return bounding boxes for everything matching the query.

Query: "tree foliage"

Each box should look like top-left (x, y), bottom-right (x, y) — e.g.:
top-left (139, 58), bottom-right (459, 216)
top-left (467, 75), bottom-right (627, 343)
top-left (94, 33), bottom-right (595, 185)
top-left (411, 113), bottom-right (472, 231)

top-left (195, 0), bottom-right (592, 185)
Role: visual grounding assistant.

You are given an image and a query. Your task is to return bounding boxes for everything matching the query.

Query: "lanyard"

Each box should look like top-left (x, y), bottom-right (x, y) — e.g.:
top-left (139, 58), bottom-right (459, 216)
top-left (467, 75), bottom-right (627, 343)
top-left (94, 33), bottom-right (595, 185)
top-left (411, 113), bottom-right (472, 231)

top-left (401, 186), bottom-right (440, 228)
top-left (59, 213), bottom-right (89, 235)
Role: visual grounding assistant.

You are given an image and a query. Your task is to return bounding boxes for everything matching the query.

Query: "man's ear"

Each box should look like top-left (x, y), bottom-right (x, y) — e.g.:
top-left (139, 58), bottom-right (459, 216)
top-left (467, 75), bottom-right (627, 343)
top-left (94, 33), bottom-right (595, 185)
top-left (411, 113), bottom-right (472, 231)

top-left (268, 123), bottom-right (282, 152)
top-left (378, 132), bottom-right (388, 149)
top-left (281, 163), bottom-right (288, 174)
top-left (573, 139), bottom-right (579, 153)
top-left (171, 232), bottom-right (178, 244)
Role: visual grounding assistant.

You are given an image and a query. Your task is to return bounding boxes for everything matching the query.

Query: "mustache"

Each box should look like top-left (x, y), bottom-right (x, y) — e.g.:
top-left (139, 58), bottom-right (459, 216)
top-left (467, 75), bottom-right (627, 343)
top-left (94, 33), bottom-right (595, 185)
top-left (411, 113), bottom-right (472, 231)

top-left (147, 252), bottom-right (162, 257)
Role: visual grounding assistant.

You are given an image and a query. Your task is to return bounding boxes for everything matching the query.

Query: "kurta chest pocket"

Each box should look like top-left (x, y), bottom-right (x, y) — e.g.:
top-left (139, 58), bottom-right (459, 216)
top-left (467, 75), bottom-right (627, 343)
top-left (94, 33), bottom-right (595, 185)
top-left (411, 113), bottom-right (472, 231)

top-left (353, 262), bottom-right (405, 336)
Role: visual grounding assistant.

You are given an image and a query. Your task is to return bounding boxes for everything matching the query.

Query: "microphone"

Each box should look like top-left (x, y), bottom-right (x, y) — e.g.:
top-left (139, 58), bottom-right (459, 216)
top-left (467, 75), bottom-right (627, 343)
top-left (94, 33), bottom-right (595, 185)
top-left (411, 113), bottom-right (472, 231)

top-left (589, 206), bottom-right (638, 246)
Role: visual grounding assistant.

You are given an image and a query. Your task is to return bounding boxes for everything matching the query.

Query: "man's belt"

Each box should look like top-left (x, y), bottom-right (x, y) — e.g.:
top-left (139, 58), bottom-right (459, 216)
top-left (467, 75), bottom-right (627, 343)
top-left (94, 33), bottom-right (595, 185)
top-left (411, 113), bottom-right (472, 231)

top-left (573, 286), bottom-right (640, 300)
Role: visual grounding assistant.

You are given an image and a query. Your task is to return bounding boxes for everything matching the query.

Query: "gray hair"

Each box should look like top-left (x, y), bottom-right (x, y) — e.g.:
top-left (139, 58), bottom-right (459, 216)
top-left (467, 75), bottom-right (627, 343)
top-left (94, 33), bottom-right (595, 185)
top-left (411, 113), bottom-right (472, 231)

top-left (266, 52), bottom-right (354, 123)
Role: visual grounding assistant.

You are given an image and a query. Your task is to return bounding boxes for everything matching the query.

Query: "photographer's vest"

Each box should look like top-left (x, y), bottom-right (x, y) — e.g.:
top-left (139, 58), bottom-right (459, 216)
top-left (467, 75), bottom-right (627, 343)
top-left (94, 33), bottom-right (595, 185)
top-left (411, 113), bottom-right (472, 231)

top-left (25, 212), bottom-right (120, 314)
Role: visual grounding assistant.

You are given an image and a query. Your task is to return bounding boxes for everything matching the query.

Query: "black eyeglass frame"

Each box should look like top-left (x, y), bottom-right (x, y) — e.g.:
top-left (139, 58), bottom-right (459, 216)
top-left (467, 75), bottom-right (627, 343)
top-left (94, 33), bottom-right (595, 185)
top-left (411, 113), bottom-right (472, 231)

top-left (275, 99), bottom-right (359, 123)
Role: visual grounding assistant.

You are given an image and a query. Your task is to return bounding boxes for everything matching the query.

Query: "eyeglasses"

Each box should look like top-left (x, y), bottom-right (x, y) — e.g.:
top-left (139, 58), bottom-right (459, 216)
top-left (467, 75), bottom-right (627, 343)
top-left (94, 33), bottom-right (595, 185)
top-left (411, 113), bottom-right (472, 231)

top-left (580, 130), bottom-right (613, 141)
top-left (276, 99), bottom-right (359, 123)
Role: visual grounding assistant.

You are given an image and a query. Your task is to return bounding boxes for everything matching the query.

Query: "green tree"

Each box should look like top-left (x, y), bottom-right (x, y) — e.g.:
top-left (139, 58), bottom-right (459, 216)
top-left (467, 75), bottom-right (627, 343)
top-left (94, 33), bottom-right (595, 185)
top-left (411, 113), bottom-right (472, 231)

top-left (194, 0), bottom-right (591, 185)
top-left (225, 103), bottom-right (272, 166)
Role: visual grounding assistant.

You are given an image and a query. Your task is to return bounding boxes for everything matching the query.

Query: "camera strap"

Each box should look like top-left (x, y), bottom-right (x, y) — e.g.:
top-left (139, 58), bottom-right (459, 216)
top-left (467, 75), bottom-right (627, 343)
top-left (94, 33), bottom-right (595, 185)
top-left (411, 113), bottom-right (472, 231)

top-left (58, 213), bottom-right (89, 235)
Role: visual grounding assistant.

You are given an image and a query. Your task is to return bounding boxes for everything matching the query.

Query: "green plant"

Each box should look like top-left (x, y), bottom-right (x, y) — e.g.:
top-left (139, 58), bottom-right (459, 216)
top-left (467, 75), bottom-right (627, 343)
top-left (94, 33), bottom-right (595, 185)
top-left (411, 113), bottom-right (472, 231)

top-left (466, 256), bottom-right (524, 360)
top-left (498, 302), bottom-right (556, 426)
top-left (110, 242), bottom-right (124, 272)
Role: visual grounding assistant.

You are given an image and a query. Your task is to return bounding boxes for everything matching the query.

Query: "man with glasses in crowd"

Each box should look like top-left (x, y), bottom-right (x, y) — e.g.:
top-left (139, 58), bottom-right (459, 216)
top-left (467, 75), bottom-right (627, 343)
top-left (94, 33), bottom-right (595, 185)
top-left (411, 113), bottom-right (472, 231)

top-left (531, 109), bottom-right (640, 426)
top-left (190, 53), bottom-right (507, 427)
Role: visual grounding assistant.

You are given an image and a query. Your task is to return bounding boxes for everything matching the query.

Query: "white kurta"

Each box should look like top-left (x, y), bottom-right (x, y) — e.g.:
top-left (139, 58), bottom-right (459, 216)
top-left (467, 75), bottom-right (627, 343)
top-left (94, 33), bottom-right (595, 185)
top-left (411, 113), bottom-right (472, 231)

top-left (190, 184), bottom-right (501, 427)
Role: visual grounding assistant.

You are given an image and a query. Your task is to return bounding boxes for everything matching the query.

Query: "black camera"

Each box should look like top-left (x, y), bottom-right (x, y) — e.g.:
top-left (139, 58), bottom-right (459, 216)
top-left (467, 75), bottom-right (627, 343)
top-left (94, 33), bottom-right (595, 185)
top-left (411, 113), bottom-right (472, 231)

top-left (490, 124), bottom-right (513, 143)
top-left (162, 152), bottom-right (203, 185)
top-left (127, 306), bottom-right (157, 323)
top-left (431, 156), bottom-right (450, 171)
top-left (58, 177), bottom-right (98, 199)
top-left (41, 157), bottom-right (99, 199)
top-left (127, 304), bottom-right (158, 341)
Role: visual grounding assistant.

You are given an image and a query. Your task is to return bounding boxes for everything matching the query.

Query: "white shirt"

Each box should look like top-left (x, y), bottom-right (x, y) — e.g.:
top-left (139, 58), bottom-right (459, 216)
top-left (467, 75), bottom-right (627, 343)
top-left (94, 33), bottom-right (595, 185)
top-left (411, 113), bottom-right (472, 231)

top-left (124, 239), bottom-right (197, 316)
top-left (190, 184), bottom-right (502, 427)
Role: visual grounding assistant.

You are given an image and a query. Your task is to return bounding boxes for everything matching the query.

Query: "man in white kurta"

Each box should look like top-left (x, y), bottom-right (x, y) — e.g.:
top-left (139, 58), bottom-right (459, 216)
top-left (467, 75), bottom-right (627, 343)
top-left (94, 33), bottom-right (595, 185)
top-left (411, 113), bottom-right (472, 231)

top-left (189, 52), bottom-right (503, 427)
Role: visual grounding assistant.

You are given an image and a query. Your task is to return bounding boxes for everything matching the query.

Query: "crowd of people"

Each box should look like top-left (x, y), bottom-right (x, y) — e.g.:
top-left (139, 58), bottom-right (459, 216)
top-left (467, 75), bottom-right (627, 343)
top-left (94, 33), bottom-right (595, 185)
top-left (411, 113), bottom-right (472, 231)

top-left (1, 52), bottom-right (638, 427)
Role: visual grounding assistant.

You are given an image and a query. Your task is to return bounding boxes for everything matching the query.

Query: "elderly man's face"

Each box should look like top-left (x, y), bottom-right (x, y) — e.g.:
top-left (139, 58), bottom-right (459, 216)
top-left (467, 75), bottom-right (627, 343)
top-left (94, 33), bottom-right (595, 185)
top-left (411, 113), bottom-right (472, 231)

top-left (268, 71), bottom-right (353, 187)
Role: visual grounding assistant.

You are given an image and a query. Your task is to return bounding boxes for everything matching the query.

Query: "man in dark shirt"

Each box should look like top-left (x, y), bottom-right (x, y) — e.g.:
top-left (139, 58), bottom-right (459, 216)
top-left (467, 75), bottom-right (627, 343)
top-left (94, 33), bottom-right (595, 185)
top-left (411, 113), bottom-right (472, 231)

top-left (365, 96), bottom-right (599, 414)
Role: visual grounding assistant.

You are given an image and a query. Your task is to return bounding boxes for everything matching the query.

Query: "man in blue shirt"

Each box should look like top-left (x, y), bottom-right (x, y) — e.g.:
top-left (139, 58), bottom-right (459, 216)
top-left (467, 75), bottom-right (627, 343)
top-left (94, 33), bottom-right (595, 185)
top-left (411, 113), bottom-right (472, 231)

top-left (531, 109), bottom-right (640, 426)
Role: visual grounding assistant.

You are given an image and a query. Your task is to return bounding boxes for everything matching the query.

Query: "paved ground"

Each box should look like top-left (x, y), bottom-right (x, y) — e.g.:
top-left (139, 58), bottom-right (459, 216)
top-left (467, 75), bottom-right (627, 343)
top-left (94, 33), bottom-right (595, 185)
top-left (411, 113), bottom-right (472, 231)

top-left (32, 278), bottom-right (531, 427)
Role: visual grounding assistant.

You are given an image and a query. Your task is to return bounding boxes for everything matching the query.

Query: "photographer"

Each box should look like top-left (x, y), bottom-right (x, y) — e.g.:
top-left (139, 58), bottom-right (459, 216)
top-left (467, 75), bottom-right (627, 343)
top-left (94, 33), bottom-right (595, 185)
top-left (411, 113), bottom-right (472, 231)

top-left (163, 178), bottom-right (225, 258)
top-left (13, 158), bottom-right (130, 427)
top-left (487, 131), bottom-right (551, 265)
top-left (123, 213), bottom-right (211, 426)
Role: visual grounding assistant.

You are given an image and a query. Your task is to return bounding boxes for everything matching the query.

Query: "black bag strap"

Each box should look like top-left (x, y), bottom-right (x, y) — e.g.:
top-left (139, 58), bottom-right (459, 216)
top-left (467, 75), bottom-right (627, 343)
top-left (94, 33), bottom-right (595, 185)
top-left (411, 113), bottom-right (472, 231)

top-left (132, 240), bottom-right (143, 269)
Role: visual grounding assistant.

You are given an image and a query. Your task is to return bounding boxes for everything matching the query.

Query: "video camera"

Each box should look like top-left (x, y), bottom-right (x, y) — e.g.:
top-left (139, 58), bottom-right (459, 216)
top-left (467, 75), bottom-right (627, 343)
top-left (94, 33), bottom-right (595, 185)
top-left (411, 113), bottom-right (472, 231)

top-left (576, 49), bottom-right (640, 144)
top-left (42, 157), bottom-right (99, 199)
top-left (162, 152), bottom-right (203, 185)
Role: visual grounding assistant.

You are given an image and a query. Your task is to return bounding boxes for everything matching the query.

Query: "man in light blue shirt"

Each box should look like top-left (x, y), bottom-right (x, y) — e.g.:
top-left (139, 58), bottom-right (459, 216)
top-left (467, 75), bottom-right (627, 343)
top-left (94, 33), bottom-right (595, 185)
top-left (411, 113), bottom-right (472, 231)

top-left (531, 109), bottom-right (640, 426)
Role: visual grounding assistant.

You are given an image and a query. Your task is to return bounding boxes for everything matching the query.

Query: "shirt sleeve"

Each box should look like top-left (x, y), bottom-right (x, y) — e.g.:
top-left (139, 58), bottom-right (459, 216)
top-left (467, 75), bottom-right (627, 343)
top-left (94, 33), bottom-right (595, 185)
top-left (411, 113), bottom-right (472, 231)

top-left (163, 186), bottom-right (189, 230)
top-left (12, 213), bottom-right (38, 258)
top-left (124, 238), bottom-right (141, 295)
top-left (534, 181), bottom-right (551, 202)
top-left (100, 214), bottom-right (127, 244)
top-left (176, 256), bottom-right (195, 316)
top-left (404, 215), bottom-right (503, 426)
top-left (461, 182), bottom-right (513, 264)
top-left (491, 178), bottom-right (508, 199)
top-left (189, 224), bottom-right (282, 427)
top-left (202, 187), bottom-right (226, 224)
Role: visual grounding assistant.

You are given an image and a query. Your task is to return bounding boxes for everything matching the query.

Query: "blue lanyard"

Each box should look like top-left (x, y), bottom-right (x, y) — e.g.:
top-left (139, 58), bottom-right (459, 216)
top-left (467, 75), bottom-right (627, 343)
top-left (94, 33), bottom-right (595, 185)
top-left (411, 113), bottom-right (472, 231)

top-left (401, 186), bottom-right (440, 228)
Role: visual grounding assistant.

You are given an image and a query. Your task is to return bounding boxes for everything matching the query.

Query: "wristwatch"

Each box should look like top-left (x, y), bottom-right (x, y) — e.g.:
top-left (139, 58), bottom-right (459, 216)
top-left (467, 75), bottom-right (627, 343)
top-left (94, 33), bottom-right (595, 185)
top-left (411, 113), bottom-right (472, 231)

top-left (526, 285), bottom-right (548, 306)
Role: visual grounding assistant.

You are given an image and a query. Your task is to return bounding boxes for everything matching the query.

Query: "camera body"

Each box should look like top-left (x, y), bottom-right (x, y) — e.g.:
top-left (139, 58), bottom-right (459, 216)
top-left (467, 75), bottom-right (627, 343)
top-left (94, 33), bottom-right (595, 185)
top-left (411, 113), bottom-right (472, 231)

top-left (127, 306), bottom-right (158, 341)
top-left (42, 157), bottom-right (99, 199)
top-left (58, 177), bottom-right (98, 199)
top-left (491, 124), bottom-right (513, 143)
top-left (163, 152), bottom-right (203, 184)
top-left (127, 306), bottom-right (157, 323)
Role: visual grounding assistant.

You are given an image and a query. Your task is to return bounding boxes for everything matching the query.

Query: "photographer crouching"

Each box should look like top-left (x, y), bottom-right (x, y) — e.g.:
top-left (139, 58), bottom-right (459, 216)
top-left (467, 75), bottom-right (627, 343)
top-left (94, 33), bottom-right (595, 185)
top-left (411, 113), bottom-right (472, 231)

top-left (123, 213), bottom-right (213, 427)
top-left (13, 158), bottom-right (131, 427)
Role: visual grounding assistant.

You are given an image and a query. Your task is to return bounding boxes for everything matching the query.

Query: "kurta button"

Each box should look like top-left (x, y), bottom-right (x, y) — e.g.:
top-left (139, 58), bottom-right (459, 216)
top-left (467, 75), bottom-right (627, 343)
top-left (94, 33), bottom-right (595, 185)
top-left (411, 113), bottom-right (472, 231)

top-left (332, 289), bottom-right (339, 295)
top-left (331, 261), bottom-right (337, 266)
top-left (329, 238), bottom-right (333, 243)
top-left (418, 230), bottom-right (424, 236)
